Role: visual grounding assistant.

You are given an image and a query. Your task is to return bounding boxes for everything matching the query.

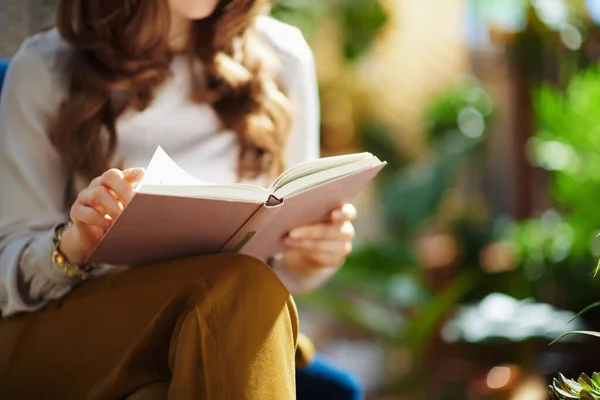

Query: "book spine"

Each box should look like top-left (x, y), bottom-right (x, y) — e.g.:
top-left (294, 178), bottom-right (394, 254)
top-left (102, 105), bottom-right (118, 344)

top-left (219, 196), bottom-right (284, 254)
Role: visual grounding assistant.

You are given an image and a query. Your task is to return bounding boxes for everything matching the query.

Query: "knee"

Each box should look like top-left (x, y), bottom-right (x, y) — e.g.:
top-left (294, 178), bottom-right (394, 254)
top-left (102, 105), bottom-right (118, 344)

top-left (185, 254), bottom-right (294, 323)
top-left (185, 253), bottom-right (298, 342)
top-left (167, 253), bottom-right (295, 324)
top-left (207, 254), bottom-right (288, 295)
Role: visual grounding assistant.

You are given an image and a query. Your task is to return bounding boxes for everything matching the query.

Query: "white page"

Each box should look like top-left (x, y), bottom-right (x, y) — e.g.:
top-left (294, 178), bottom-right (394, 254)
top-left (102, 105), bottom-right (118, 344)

top-left (138, 146), bottom-right (207, 187)
top-left (270, 152), bottom-right (374, 191)
top-left (137, 147), bottom-right (267, 203)
top-left (273, 156), bottom-right (383, 199)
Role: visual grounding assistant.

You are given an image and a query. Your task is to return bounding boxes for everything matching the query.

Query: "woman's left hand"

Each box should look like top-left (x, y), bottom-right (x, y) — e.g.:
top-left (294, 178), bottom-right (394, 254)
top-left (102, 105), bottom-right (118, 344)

top-left (283, 203), bottom-right (357, 276)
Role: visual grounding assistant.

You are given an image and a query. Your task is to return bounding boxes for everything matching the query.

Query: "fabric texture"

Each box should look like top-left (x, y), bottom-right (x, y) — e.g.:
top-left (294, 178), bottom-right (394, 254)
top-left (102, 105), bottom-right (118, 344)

top-left (0, 16), bottom-right (326, 317)
top-left (0, 253), bottom-right (299, 399)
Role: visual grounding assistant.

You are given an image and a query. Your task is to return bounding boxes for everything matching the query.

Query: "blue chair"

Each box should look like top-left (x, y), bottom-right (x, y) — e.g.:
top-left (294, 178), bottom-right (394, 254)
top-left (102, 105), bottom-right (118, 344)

top-left (0, 59), bottom-right (9, 95)
top-left (296, 354), bottom-right (364, 400)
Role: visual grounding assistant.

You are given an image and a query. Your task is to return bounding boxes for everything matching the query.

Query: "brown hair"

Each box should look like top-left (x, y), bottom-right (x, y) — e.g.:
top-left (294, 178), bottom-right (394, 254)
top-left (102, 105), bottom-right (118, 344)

top-left (52, 0), bottom-right (292, 182)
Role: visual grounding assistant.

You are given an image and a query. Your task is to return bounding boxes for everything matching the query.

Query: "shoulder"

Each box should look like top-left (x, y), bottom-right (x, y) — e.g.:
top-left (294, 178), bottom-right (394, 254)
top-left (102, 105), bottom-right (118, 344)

top-left (19, 28), bottom-right (69, 58)
top-left (255, 16), bottom-right (314, 66)
top-left (9, 29), bottom-right (70, 90)
top-left (255, 16), bottom-right (316, 91)
top-left (1, 29), bottom-right (70, 118)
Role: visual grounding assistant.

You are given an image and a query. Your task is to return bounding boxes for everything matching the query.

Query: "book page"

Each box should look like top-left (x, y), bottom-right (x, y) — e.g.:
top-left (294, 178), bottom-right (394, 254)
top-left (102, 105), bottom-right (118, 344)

top-left (139, 146), bottom-right (206, 187)
top-left (270, 153), bottom-right (374, 192)
top-left (272, 155), bottom-right (384, 199)
top-left (137, 147), bottom-right (268, 203)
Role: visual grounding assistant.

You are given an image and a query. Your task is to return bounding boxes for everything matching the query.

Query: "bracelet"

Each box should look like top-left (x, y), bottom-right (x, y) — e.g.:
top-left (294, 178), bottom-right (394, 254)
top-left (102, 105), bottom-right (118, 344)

top-left (50, 222), bottom-right (94, 280)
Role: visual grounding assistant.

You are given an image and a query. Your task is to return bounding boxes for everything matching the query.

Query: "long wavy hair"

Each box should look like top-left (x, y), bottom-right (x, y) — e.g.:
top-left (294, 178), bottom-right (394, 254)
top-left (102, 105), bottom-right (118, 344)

top-left (51, 0), bottom-right (292, 182)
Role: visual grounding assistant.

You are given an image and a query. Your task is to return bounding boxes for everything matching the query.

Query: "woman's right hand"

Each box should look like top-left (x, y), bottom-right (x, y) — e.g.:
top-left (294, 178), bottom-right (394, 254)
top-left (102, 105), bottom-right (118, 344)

top-left (59, 168), bottom-right (145, 265)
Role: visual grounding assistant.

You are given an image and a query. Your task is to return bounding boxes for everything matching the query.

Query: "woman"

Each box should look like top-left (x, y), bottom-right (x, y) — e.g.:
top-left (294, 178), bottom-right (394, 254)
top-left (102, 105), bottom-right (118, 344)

top-left (0, 0), bottom-right (362, 398)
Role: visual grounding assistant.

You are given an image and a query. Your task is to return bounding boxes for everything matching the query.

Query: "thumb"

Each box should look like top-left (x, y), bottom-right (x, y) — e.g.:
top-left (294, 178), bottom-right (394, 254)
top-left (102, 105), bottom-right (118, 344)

top-left (123, 168), bottom-right (145, 183)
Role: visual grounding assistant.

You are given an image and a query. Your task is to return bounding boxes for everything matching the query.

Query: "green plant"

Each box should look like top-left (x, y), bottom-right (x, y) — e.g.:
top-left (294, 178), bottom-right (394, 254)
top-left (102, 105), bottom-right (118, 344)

top-left (423, 75), bottom-right (494, 144)
top-left (516, 60), bottom-right (600, 400)
top-left (549, 300), bottom-right (600, 398)
top-left (377, 76), bottom-right (494, 237)
top-left (549, 372), bottom-right (600, 400)
top-left (297, 78), bottom-right (496, 397)
top-left (533, 67), bottom-right (600, 248)
top-left (271, 0), bottom-right (388, 62)
top-left (505, 61), bottom-right (600, 310)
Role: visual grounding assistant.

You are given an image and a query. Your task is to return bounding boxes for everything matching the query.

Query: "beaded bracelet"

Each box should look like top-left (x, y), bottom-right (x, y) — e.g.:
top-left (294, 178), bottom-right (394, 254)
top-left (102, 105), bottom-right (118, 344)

top-left (51, 222), bottom-right (95, 280)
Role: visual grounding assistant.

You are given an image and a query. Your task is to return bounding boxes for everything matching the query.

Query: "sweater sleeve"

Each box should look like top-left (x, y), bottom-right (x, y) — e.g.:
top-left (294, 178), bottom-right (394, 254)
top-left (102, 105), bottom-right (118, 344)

top-left (279, 26), bottom-right (320, 168)
top-left (257, 17), bottom-right (338, 294)
top-left (0, 36), bottom-right (79, 317)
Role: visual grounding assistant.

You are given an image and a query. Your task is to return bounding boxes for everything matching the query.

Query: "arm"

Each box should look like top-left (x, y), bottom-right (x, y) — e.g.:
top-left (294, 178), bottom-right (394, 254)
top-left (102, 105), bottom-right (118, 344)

top-left (0, 39), bottom-right (79, 316)
top-left (259, 21), bottom-right (341, 294)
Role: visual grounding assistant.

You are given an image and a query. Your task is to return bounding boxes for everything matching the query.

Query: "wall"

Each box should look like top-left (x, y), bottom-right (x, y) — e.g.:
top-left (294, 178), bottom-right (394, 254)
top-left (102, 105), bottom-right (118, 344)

top-left (0, 0), bottom-right (55, 57)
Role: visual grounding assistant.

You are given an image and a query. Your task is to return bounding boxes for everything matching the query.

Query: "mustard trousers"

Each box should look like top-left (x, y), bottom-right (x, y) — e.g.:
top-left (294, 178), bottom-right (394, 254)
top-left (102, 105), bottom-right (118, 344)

top-left (0, 254), bottom-right (311, 399)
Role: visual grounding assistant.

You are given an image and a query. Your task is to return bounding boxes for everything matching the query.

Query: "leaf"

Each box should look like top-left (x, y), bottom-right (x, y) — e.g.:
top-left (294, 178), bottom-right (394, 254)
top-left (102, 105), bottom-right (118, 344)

top-left (561, 373), bottom-right (584, 393)
top-left (524, 63), bottom-right (600, 292)
top-left (568, 302), bottom-right (600, 324)
top-left (550, 330), bottom-right (600, 345)
top-left (340, 240), bottom-right (418, 277)
top-left (579, 389), bottom-right (596, 400)
top-left (337, 0), bottom-right (388, 61)
top-left (404, 271), bottom-right (476, 352)
top-left (361, 121), bottom-right (406, 176)
top-left (270, 0), bottom-right (325, 40)
top-left (579, 374), bottom-right (595, 391)
top-left (593, 372), bottom-right (600, 386)
top-left (382, 132), bottom-right (478, 235)
top-left (296, 290), bottom-right (402, 337)
top-left (551, 384), bottom-right (578, 399)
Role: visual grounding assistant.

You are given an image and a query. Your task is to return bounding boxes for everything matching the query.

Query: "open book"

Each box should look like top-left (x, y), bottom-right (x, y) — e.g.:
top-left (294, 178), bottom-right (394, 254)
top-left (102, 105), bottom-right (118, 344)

top-left (88, 147), bottom-right (386, 265)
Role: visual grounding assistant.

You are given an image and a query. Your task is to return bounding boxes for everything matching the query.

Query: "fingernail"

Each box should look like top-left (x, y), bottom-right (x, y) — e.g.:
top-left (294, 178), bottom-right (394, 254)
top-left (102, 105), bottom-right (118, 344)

top-left (125, 168), bottom-right (145, 181)
top-left (332, 211), bottom-right (343, 220)
top-left (289, 230), bottom-right (302, 239)
top-left (124, 167), bottom-right (138, 174)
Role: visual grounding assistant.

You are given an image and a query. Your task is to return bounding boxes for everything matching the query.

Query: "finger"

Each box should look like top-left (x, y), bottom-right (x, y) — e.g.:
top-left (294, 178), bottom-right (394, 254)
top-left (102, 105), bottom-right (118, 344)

top-left (304, 251), bottom-right (346, 268)
top-left (100, 169), bottom-right (136, 205)
top-left (70, 203), bottom-right (112, 230)
top-left (283, 238), bottom-right (353, 256)
top-left (331, 203), bottom-right (357, 223)
top-left (113, 168), bottom-right (143, 206)
top-left (107, 188), bottom-right (125, 211)
top-left (78, 186), bottom-right (122, 220)
top-left (123, 167), bottom-right (145, 184)
top-left (289, 221), bottom-right (355, 241)
top-left (288, 224), bottom-right (333, 240)
top-left (87, 176), bottom-right (104, 188)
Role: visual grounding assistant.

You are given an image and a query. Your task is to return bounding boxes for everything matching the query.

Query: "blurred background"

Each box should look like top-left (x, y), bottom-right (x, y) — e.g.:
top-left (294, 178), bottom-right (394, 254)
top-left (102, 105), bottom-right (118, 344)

top-left (3, 0), bottom-right (600, 398)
